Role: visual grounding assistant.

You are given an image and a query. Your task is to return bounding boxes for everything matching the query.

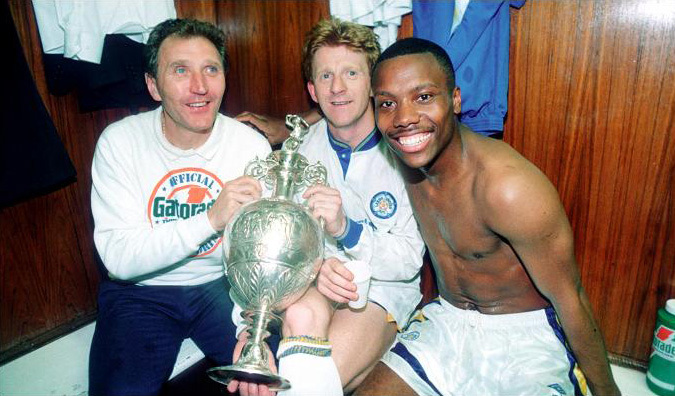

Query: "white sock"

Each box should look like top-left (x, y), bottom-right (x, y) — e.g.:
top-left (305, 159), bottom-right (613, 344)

top-left (276, 336), bottom-right (342, 396)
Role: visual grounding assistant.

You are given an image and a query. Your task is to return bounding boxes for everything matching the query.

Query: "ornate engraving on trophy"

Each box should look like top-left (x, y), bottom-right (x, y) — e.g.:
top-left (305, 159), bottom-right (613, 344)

top-left (207, 115), bottom-right (327, 390)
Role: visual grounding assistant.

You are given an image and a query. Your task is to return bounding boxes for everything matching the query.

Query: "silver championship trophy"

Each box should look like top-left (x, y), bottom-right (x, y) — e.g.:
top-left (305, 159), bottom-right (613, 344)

top-left (207, 115), bottom-right (327, 391)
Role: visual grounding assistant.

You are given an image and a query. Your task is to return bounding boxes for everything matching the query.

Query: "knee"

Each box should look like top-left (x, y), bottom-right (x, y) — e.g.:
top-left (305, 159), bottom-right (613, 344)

top-left (282, 298), bottom-right (331, 337)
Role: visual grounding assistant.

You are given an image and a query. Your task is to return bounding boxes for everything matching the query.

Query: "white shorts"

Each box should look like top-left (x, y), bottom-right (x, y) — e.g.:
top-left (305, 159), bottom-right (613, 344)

top-left (381, 298), bottom-right (588, 396)
top-left (368, 274), bottom-right (422, 329)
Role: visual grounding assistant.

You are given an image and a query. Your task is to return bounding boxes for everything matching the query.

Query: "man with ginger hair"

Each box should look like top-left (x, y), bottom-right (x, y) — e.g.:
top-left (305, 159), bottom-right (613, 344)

top-left (230, 18), bottom-right (425, 396)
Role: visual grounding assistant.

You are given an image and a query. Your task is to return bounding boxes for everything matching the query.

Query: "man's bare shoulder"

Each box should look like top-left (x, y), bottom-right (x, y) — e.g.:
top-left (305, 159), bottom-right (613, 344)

top-left (467, 133), bottom-right (563, 233)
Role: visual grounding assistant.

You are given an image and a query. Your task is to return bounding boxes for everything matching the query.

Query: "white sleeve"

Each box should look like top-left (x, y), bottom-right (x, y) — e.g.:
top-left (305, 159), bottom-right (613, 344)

top-left (338, 190), bottom-right (424, 282)
top-left (91, 134), bottom-right (217, 281)
top-left (32, 0), bottom-right (176, 63)
top-left (230, 302), bottom-right (247, 339)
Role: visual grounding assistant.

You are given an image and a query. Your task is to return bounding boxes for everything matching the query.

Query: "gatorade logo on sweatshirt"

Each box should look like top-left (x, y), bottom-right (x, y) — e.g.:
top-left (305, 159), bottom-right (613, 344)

top-left (148, 167), bottom-right (224, 257)
top-left (652, 325), bottom-right (675, 361)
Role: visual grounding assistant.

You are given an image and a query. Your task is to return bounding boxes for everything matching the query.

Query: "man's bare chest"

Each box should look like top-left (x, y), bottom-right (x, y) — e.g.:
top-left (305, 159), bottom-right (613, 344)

top-left (409, 189), bottom-right (499, 261)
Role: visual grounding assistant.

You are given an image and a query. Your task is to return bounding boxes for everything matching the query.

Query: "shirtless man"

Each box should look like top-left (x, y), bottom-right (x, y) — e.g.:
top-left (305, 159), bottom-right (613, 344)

top-left (357, 37), bottom-right (621, 396)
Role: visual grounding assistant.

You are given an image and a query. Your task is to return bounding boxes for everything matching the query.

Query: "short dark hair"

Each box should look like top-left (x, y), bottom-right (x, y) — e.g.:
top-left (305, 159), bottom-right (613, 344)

top-left (374, 37), bottom-right (455, 89)
top-left (144, 18), bottom-right (228, 78)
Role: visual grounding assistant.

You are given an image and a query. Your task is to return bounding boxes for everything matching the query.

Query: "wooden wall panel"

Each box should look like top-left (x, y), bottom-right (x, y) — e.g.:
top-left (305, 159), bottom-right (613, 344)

top-left (175, 0), bottom-right (330, 117)
top-left (506, 0), bottom-right (675, 365)
top-left (175, 0), bottom-right (218, 23)
top-left (1, 0), bottom-right (128, 362)
top-left (215, 0), bottom-right (330, 118)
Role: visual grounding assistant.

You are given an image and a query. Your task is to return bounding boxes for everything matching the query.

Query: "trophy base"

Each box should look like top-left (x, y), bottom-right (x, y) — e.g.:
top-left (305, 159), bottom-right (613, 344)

top-left (207, 365), bottom-right (291, 391)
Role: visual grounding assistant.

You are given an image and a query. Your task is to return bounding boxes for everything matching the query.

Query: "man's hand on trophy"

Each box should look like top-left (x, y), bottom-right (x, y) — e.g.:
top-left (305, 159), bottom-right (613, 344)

top-left (227, 333), bottom-right (278, 396)
top-left (207, 176), bottom-right (262, 232)
top-left (235, 112), bottom-right (290, 146)
top-left (316, 257), bottom-right (359, 304)
top-left (302, 185), bottom-right (347, 237)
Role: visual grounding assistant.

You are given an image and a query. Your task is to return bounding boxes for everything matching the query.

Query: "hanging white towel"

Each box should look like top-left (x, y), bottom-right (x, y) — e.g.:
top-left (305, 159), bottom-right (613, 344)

top-left (452, 0), bottom-right (471, 34)
top-left (330, 0), bottom-right (412, 50)
top-left (32, 0), bottom-right (176, 64)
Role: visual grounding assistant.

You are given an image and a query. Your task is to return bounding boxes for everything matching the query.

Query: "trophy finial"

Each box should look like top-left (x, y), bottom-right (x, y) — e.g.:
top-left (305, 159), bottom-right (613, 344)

top-left (281, 115), bottom-right (310, 153)
top-left (245, 115), bottom-right (324, 200)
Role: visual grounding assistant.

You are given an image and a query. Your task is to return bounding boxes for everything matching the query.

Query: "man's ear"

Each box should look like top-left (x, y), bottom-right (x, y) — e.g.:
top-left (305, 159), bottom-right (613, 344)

top-left (307, 80), bottom-right (319, 104)
top-left (452, 86), bottom-right (462, 115)
top-left (145, 73), bottom-right (162, 102)
top-left (223, 72), bottom-right (227, 94)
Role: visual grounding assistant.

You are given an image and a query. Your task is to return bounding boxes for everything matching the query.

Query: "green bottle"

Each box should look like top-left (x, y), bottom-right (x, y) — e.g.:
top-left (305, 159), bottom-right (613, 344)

top-left (647, 299), bottom-right (675, 396)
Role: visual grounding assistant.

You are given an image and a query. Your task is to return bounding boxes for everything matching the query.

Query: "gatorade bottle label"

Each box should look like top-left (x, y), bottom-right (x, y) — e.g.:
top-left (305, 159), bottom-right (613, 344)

top-left (653, 325), bottom-right (675, 360)
top-left (647, 324), bottom-right (675, 395)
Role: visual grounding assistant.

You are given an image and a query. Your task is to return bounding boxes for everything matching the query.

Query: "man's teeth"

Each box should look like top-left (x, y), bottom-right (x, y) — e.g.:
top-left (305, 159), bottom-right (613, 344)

top-left (399, 133), bottom-right (431, 146)
top-left (332, 101), bottom-right (349, 105)
top-left (188, 102), bottom-right (207, 107)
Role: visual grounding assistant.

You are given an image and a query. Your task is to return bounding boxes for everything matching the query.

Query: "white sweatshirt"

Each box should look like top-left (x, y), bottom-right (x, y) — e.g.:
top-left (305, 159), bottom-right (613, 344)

top-left (91, 107), bottom-right (271, 286)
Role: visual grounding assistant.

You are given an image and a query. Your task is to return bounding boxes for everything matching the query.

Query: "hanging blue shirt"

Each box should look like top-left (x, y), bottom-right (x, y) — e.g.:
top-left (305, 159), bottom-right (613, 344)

top-left (413, 0), bottom-right (525, 135)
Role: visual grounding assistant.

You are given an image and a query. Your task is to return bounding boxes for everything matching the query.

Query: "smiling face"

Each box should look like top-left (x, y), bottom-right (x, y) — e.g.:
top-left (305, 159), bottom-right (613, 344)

top-left (145, 35), bottom-right (226, 145)
top-left (307, 45), bottom-right (374, 140)
top-left (373, 52), bottom-right (461, 170)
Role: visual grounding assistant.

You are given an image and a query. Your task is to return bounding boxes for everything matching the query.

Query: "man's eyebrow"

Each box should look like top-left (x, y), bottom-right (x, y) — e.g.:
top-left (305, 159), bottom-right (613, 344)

top-left (167, 58), bottom-right (223, 68)
top-left (374, 82), bottom-right (441, 97)
top-left (373, 89), bottom-right (394, 97)
top-left (412, 82), bottom-right (440, 91)
top-left (168, 59), bottom-right (188, 66)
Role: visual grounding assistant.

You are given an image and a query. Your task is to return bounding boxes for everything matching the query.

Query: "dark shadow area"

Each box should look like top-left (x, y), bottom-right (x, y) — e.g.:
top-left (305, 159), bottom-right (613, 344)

top-left (162, 358), bottom-right (235, 396)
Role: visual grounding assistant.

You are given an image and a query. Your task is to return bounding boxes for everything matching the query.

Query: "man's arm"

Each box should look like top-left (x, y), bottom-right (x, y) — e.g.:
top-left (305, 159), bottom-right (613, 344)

top-left (338, 207), bottom-right (425, 282)
top-left (303, 179), bottom-right (424, 303)
top-left (304, 180), bottom-right (425, 283)
top-left (236, 109), bottom-right (321, 146)
top-left (91, 132), bottom-right (263, 281)
top-left (484, 166), bottom-right (620, 396)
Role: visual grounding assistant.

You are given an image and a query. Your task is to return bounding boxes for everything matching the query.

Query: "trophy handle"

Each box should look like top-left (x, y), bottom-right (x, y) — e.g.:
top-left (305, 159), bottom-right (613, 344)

top-left (302, 162), bottom-right (327, 187)
top-left (244, 156), bottom-right (278, 191)
top-left (243, 114), bottom-right (328, 199)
